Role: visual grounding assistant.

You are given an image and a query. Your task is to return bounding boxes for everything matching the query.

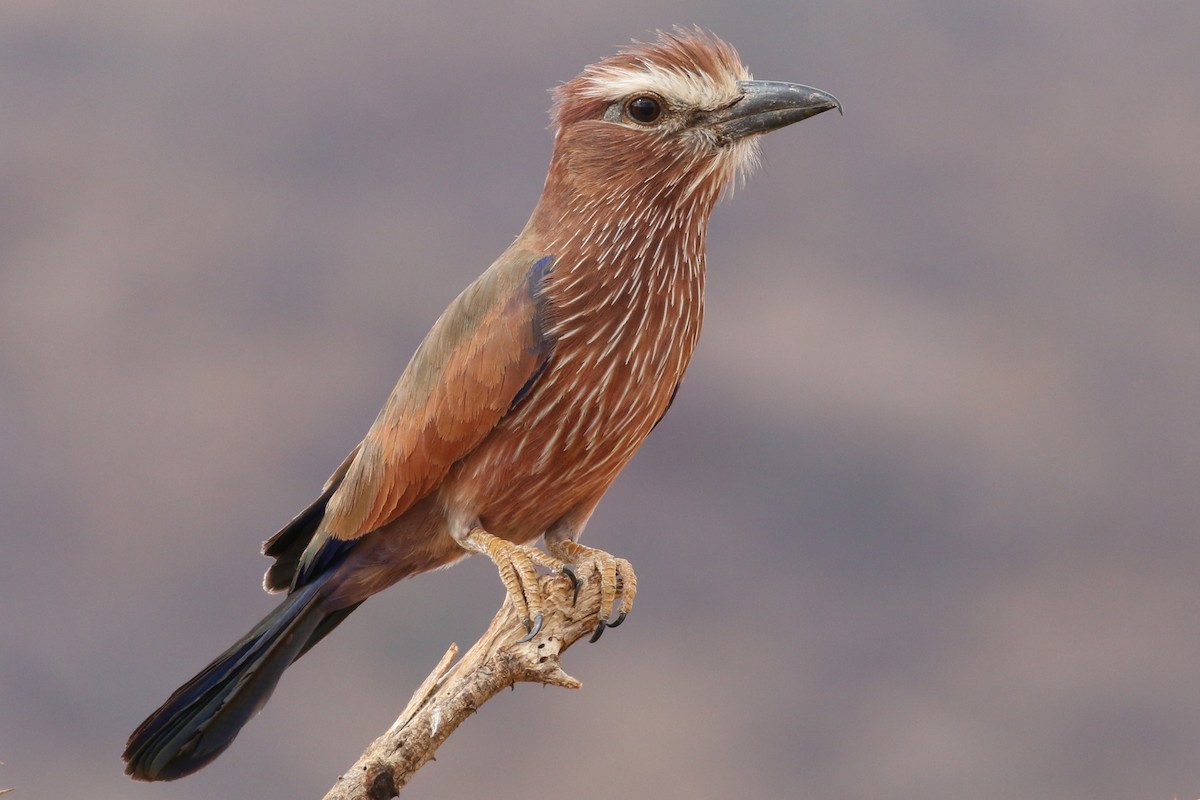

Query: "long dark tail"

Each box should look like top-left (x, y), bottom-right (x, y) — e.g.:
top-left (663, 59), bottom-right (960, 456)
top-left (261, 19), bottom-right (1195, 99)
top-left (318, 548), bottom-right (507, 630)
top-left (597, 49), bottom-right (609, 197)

top-left (122, 574), bottom-right (359, 781)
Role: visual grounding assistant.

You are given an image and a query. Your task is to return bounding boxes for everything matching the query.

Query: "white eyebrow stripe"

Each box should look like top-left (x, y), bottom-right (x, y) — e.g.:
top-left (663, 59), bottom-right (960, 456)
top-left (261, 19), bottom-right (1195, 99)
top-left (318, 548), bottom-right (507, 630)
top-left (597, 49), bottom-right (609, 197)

top-left (579, 63), bottom-right (740, 110)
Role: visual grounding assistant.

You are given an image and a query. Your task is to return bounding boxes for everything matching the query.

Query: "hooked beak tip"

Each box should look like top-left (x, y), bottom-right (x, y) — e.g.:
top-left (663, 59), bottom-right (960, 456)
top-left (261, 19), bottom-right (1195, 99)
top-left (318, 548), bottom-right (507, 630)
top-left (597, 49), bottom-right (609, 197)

top-left (705, 80), bottom-right (841, 140)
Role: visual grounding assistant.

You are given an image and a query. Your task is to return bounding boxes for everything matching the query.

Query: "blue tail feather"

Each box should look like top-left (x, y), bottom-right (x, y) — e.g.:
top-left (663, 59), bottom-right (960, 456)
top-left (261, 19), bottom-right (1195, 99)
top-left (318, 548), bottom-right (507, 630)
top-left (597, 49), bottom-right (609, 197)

top-left (123, 577), bottom-right (339, 781)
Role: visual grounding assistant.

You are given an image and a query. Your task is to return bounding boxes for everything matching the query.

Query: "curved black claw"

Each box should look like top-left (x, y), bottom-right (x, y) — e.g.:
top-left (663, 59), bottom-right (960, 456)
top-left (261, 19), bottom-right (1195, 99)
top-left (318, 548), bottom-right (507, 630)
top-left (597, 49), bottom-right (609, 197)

top-left (560, 565), bottom-right (580, 606)
top-left (588, 619), bottom-right (607, 644)
top-left (605, 611), bottom-right (627, 629)
top-left (517, 612), bottom-right (544, 643)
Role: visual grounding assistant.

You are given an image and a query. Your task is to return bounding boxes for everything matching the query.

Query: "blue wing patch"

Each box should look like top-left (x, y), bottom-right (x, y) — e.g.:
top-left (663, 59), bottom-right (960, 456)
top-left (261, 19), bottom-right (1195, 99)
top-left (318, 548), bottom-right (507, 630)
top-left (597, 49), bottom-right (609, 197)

top-left (528, 254), bottom-right (555, 351)
top-left (509, 254), bottom-right (555, 412)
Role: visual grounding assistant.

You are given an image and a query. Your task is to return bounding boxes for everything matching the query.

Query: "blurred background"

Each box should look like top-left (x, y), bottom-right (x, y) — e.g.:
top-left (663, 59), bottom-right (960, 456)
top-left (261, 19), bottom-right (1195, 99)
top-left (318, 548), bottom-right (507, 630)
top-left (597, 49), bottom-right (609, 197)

top-left (2, 1), bottom-right (1198, 798)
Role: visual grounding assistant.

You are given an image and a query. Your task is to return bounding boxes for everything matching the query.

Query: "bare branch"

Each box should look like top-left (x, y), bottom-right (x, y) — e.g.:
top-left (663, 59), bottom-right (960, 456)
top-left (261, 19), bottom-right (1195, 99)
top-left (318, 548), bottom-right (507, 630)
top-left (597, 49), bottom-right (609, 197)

top-left (323, 572), bottom-right (609, 800)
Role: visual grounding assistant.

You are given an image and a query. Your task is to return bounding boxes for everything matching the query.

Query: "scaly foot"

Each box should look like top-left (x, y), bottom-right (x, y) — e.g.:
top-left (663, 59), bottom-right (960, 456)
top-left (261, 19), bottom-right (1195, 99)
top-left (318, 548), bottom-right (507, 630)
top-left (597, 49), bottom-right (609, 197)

top-left (461, 528), bottom-right (568, 642)
top-left (547, 539), bottom-right (637, 642)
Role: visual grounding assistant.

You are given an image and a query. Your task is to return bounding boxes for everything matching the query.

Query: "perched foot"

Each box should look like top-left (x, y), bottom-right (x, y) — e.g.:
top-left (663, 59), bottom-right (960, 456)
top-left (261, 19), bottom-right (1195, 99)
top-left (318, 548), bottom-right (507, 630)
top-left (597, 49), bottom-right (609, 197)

top-left (547, 539), bottom-right (637, 642)
top-left (461, 528), bottom-right (567, 642)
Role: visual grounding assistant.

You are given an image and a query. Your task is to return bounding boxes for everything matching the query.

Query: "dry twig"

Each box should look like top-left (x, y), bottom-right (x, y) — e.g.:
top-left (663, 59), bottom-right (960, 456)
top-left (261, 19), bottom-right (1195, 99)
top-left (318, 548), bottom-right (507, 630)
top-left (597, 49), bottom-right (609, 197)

top-left (322, 572), bottom-right (611, 800)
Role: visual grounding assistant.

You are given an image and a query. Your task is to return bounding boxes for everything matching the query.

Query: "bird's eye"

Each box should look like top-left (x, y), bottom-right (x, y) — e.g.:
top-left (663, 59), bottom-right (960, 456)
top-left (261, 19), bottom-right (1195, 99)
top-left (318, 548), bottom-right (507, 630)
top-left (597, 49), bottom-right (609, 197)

top-left (625, 95), bottom-right (663, 124)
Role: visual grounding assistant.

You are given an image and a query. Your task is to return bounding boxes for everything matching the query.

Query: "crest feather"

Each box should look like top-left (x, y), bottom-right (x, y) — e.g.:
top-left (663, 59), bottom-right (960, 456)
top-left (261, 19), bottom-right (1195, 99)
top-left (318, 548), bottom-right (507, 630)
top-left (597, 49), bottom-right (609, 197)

top-left (552, 28), bottom-right (751, 130)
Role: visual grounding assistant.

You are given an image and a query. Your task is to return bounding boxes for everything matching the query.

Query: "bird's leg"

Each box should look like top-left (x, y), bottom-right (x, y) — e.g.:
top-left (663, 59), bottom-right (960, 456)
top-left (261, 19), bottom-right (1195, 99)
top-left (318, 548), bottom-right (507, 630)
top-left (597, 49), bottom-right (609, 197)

top-left (546, 539), bottom-right (637, 642)
top-left (461, 528), bottom-right (565, 642)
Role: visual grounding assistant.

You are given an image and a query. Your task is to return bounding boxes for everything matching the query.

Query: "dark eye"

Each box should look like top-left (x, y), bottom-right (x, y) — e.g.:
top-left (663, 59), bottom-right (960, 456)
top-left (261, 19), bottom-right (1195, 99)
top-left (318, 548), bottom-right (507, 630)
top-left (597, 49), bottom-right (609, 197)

top-left (625, 95), bottom-right (663, 124)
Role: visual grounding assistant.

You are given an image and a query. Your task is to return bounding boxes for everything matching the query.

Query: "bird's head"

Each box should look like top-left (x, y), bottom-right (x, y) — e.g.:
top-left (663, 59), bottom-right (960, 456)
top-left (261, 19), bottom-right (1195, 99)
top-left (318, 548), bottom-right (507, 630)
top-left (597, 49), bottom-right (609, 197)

top-left (543, 28), bottom-right (840, 215)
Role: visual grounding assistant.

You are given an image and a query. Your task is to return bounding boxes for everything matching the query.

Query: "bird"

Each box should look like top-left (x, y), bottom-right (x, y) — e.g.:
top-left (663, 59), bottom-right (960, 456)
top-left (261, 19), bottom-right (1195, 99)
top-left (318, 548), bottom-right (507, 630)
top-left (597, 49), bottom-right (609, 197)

top-left (123, 27), bottom-right (839, 782)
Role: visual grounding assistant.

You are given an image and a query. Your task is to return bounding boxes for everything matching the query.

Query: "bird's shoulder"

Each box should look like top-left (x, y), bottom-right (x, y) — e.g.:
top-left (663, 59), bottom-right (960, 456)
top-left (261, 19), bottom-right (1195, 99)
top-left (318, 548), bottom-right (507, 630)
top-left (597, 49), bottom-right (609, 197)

top-left (316, 247), bottom-right (556, 542)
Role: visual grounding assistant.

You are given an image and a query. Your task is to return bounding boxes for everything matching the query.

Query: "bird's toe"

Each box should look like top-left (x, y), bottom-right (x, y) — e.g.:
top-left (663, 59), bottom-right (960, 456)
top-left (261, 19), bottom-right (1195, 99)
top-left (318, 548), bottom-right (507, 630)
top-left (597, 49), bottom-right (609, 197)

top-left (462, 528), bottom-right (568, 641)
top-left (547, 540), bottom-right (638, 642)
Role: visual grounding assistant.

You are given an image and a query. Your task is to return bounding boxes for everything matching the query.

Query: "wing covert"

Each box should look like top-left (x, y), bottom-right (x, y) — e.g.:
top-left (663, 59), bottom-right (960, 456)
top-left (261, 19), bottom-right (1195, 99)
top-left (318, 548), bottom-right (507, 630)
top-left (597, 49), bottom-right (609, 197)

top-left (320, 253), bottom-right (555, 542)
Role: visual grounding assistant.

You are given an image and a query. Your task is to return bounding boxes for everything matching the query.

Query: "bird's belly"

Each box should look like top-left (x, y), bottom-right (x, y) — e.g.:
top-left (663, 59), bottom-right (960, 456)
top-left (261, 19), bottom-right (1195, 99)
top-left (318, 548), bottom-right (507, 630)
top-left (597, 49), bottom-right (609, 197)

top-left (442, 349), bottom-right (682, 541)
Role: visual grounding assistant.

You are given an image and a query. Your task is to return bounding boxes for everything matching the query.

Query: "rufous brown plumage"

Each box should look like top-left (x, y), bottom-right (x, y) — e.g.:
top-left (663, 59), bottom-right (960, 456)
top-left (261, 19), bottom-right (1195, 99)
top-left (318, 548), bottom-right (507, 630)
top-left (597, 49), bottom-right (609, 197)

top-left (123, 28), bottom-right (839, 782)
